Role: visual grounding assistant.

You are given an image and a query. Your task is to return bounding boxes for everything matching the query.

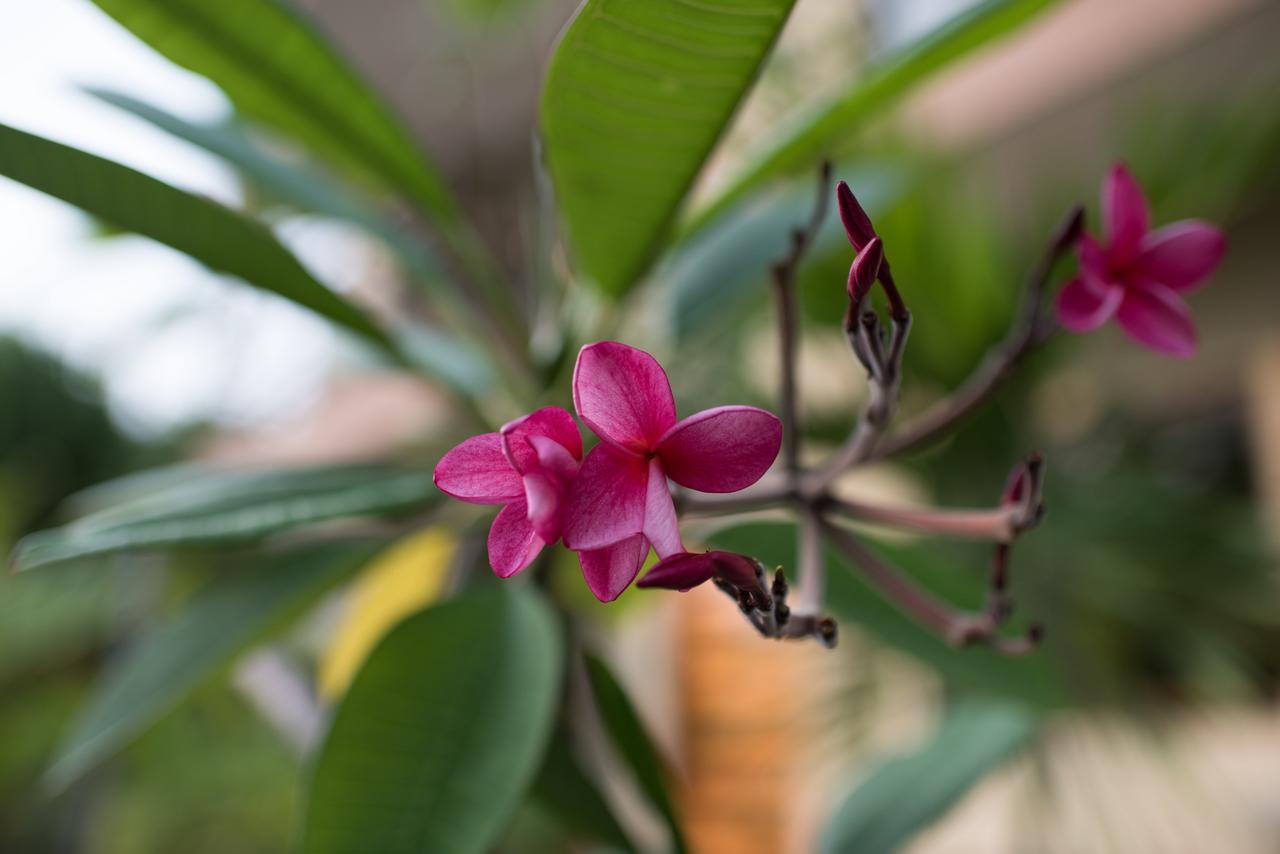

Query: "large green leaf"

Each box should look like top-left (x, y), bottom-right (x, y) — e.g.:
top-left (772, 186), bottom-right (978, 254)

top-left (89, 0), bottom-right (457, 223)
top-left (12, 465), bottom-right (438, 572)
top-left (584, 654), bottom-right (687, 854)
top-left (302, 586), bottom-right (562, 854)
top-left (0, 123), bottom-right (398, 358)
top-left (685, 0), bottom-right (1060, 235)
top-left (821, 699), bottom-right (1036, 854)
top-left (531, 727), bottom-right (636, 852)
top-left (45, 541), bottom-right (384, 790)
top-left (540, 0), bottom-right (796, 296)
top-left (708, 523), bottom-right (1062, 705)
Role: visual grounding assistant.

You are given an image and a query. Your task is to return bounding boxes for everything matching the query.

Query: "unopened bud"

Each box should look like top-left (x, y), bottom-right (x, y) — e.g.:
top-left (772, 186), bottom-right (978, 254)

top-left (846, 237), bottom-right (885, 302)
top-left (836, 180), bottom-right (877, 251)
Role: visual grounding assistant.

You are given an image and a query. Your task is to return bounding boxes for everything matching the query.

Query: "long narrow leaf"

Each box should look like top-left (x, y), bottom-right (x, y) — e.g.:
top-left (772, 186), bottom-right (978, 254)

top-left (45, 541), bottom-right (385, 790)
top-left (85, 89), bottom-right (497, 395)
top-left (821, 699), bottom-right (1037, 854)
top-left (684, 0), bottom-right (1060, 235)
top-left (12, 465), bottom-right (438, 572)
top-left (0, 123), bottom-right (399, 358)
top-left (540, 0), bottom-right (797, 296)
top-left (585, 654), bottom-right (687, 854)
top-left (89, 0), bottom-right (458, 223)
top-left (302, 586), bottom-right (562, 854)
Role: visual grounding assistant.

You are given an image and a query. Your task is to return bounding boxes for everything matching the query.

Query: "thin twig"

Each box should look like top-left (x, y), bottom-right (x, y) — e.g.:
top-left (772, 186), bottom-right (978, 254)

top-left (819, 516), bottom-right (1040, 656)
top-left (770, 161), bottom-right (833, 473)
top-left (826, 498), bottom-right (1021, 542)
top-left (794, 508), bottom-right (824, 614)
top-left (810, 310), bottom-right (911, 491)
top-left (869, 206), bottom-right (1084, 461)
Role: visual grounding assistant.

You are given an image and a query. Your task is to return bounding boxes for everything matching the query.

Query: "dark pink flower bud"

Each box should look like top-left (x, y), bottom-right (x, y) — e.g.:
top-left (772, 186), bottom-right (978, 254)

top-left (845, 237), bottom-right (884, 303)
top-left (638, 550), bottom-right (762, 592)
top-left (836, 180), bottom-right (877, 251)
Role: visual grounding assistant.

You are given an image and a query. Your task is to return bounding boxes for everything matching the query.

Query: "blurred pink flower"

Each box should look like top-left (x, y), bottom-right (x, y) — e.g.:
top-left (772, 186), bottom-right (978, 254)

top-left (433, 406), bottom-right (582, 578)
top-left (563, 341), bottom-right (782, 602)
top-left (637, 549), bottom-right (761, 592)
top-left (1056, 163), bottom-right (1225, 358)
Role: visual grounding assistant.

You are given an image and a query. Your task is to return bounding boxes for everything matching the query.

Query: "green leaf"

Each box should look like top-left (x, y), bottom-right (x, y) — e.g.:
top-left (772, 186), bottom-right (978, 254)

top-left (85, 88), bottom-right (438, 272)
top-left (707, 523), bottom-right (1062, 705)
top-left (45, 541), bottom-right (384, 790)
top-left (821, 699), bottom-right (1036, 854)
top-left (531, 728), bottom-right (636, 852)
top-left (89, 0), bottom-right (458, 223)
top-left (685, 0), bottom-right (1060, 235)
top-left (584, 654), bottom-right (687, 854)
top-left (12, 465), bottom-right (438, 572)
top-left (0, 122), bottom-right (399, 359)
top-left (85, 88), bottom-right (499, 396)
top-left (302, 586), bottom-right (562, 854)
top-left (540, 0), bottom-right (797, 296)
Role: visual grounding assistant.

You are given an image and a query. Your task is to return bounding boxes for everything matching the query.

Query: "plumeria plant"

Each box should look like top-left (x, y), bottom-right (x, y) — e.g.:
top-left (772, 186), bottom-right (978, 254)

top-left (436, 162), bottom-right (1224, 654)
top-left (0, 0), bottom-right (1233, 851)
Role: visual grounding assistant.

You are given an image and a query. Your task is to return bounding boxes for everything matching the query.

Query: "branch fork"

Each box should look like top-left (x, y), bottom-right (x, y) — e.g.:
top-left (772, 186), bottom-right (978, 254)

top-left (684, 165), bottom-right (1082, 654)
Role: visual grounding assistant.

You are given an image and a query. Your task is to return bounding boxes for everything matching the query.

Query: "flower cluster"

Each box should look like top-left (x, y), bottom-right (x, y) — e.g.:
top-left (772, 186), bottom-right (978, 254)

top-left (434, 341), bottom-right (782, 601)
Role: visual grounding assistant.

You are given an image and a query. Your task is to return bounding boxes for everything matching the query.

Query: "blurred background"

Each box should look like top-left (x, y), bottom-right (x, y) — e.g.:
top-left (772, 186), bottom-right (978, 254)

top-left (2, 0), bottom-right (1279, 851)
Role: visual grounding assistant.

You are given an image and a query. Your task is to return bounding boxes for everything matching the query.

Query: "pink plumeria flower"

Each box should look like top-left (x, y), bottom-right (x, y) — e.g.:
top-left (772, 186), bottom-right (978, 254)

top-left (433, 406), bottom-right (582, 578)
top-left (562, 342), bottom-right (782, 602)
top-left (1056, 163), bottom-right (1225, 358)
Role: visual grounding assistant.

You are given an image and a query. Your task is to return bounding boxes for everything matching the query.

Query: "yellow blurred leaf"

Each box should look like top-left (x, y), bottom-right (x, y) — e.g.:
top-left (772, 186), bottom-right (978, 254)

top-left (319, 527), bottom-right (454, 698)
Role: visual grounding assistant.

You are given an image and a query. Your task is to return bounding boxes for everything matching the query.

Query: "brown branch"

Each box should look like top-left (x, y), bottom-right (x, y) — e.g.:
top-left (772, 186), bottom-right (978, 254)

top-left (818, 515), bottom-right (1040, 656)
top-left (770, 161), bottom-right (833, 474)
top-left (868, 206), bottom-right (1084, 461)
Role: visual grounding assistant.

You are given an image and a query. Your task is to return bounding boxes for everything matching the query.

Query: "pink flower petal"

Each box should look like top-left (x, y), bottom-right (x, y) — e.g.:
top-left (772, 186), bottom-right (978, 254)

top-left (487, 498), bottom-right (544, 578)
top-left (433, 433), bottom-right (522, 504)
top-left (643, 458), bottom-right (683, 559)
top-left (1103, 163), bottom-right (1150, 261)
top-left (523, 471), bottom-right (563, 544)
top-left (1056, 275), bottom-right (1123, 333)
top-left (528, 435), bottom-right (579, 484)
top-left (637, 551), bottom-right (716, 591)
top-left (1115, 280), bottom-right (1196, 358)
top-left (500, 406), bottom-right (582, 474)
top-left (1134, 221), bottom-right (1225, 292)
top-left (562, 443), bottom-right (648, 551)
top-left (656, 405), bottom-right (782, 493)
top-left (573, 342), bottom-right (677, 453)
top-left (1078, 232), bottom-right (1107, 277)
top-left (578, 534), bottom-right (648, 602)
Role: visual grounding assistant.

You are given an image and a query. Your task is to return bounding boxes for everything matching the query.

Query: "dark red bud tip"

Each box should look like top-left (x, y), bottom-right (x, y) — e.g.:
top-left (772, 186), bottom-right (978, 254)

top-left (845, 237), bottom-right (885, 302)
top-left (836, 180), bottom-right (877, 251)
top-left (1001, 465), bottom-right (1029, 505)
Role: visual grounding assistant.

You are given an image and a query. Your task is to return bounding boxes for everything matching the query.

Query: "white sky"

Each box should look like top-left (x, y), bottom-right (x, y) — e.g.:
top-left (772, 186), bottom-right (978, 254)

top-left (0, 0), bottom-right (368, 438)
